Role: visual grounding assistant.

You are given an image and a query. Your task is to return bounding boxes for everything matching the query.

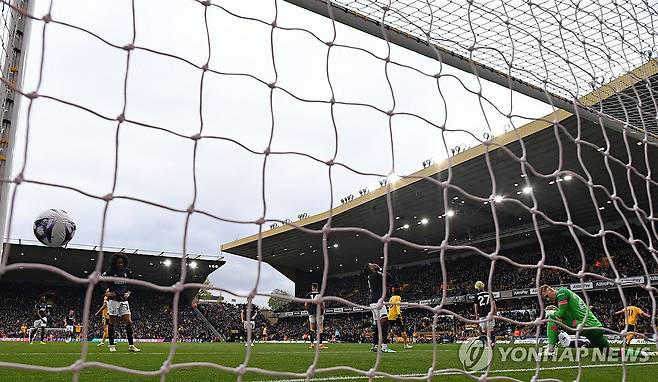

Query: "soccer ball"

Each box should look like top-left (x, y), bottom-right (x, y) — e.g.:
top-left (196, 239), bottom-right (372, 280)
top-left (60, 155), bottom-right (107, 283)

top-left (33, 209), bottom-right (76, 247)
top-left (474, 281), bottom-right (485, 290)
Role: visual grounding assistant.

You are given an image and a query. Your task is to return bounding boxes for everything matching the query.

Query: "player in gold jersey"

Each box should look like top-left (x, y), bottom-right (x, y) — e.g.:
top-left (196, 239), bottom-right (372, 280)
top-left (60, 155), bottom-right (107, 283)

top-left (388, 286), bottom-right (412, 349)
top-left (19, 324), bottom-right (28, 341)
top-left (94, 296), bottom-right (111, 346)
top-left (615, 303), bottom-right (650, 346)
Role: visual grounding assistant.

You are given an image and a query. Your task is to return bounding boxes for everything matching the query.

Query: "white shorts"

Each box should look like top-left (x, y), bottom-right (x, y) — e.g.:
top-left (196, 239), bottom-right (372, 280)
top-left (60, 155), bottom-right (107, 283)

top-left (369, 303), bottom-right (388, 322)
top-left (65, 325), bottom-right (74, 332)
top-left (558, 331), bottom-right (571, 347)
top-left (107, 300), bottom-right (131, 316)
top-left (308, 314), bottom-right (324, 325)
top-left (33, 318), bottom-right (47, 328)
top-left (479, 319), bottom-right (495, 331)
top-left (243, 321), bottom-right (255, 330)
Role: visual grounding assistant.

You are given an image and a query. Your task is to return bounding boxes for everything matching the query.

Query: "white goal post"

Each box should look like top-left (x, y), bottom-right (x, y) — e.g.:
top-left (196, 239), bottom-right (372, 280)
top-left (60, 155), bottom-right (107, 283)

top-left (0, 0), bottom-right (33, 258)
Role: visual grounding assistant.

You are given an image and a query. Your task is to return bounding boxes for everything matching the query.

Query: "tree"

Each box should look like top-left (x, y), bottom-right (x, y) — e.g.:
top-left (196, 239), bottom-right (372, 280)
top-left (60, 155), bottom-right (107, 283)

top-left (268, 289), bottom-right (292, 311)
top-left (196, 279), bottom-right (215, 301)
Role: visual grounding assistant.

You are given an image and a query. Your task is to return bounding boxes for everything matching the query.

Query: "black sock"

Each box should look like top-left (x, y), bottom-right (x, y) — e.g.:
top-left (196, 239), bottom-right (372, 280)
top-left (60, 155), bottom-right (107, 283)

top-left (310, 331), bottom-right (316, 343)
top-left (40, 328), bottom-right (45, 342)
top-left (126, 324), bottom-right (134, 346)
top-left (381, 320), bottom-right (389, 344)
top-left (318, 332), bottom-right (322, 344)
top-left (108, 324), bottom-right (115, 345)
top-left (371, 323), bottom-right (378, 345)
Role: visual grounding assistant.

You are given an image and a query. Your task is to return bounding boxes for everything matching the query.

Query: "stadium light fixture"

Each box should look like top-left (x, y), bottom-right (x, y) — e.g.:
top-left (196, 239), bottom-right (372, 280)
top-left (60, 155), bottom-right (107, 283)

top-left (452, 196), bottom-right (459, 200)
top-left (514, 183), bottom-right (518, 187)
top-left (163, 259), bottom-right (171, 267)
top-left (445, 210), bottom-right (455, 217)
top-left (333, 243), bottom-right (339, 248)
top-left (563, 175), bottom-right (573, 181)
top-left (494, 195), bottom-right (503, 203)
top-left (599, 206), bottom-right (605, 210)
top-left (549, 180), bottom-right (555, 185)
top-left (403, 224), bottom-right (410, 229)
top-left (189, 261), bottom-right (198, 269)
top-left (636, 141), bottom-right (643, 146)
top-left (420, 218), bottom-right (428, 225)
top-left (395, 216), bottom-right (400, 220)
top-left (522, 186), bottom-right (533, 194)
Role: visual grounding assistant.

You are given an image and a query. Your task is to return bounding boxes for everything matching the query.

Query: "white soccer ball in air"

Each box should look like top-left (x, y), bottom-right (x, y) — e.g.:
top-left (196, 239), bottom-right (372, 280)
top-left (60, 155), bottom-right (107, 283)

top-left (33, 209), bottom-right (76, 247)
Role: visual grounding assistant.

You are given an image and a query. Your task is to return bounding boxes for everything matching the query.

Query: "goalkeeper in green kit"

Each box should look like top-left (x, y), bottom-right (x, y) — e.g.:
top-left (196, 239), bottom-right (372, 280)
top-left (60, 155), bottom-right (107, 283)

top-left (539, 285), bottom-right (657, 357)
top-left (539, 285), bottom-right (608, 354)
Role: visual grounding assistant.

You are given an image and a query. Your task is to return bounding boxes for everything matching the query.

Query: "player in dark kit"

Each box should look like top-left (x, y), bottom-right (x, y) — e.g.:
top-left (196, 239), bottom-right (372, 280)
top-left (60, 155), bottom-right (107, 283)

top-left (365, 263), bottom-right (395, 353)
top-left (305, 282), bottom-right (327, 349)
top-left (473, 281), bottom-right (496, 346)
top-left (64, 310), bottom-right (76, 343)
top-left (102, 253), bottom-right (140, 352)
top-left (29, 296), bottom-right (49, 344)
top-left (241, 303), bottom-right (257, 347)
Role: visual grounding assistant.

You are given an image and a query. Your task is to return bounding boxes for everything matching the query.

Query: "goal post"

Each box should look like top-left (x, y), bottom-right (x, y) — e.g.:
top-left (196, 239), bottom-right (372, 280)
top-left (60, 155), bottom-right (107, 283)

top-left (0, 0), bottom-right (34, 259)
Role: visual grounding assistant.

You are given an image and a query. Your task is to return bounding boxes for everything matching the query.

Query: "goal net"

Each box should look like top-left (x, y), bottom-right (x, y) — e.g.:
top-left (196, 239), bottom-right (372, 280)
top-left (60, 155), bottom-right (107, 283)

top-left (0, 0), bottom-right (657, 381)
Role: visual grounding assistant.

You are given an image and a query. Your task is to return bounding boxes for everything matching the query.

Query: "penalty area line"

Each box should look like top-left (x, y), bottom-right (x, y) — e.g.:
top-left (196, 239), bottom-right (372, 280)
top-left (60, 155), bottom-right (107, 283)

top-left (255, 361), bottom-right (658, 382)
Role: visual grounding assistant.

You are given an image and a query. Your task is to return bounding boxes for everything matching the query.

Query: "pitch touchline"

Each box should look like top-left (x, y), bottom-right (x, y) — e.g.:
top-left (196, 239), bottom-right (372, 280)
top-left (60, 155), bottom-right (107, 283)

top-left (255, 361), bottom-right (658, 382)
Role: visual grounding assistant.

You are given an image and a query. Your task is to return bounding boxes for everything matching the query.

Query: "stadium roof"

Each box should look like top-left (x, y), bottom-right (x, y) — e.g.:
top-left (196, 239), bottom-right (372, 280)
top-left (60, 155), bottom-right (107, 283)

top-left (221, 62), bottom-right (658, 280)
top-left (1, 239), bottom-right (225, 289)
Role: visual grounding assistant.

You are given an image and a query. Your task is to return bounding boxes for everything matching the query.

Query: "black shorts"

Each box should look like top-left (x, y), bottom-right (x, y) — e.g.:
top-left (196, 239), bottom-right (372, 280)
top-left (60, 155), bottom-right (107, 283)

top-left (389, 317), bottom-right (406, 333)
top-left (628, 324), bottom-right (637, 333)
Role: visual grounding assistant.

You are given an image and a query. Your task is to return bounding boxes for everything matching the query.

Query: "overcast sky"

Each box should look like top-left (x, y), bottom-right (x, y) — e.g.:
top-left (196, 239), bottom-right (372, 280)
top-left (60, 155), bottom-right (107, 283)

top-left (6, 0), bottom-right (552, 307)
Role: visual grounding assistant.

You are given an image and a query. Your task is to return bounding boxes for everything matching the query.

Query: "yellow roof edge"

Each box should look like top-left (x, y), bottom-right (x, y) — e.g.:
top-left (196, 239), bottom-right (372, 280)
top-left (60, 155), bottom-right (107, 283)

top-left (220, 109), bottom-right (570, 252)
top-left (221, 61), bottom-right (658, 253)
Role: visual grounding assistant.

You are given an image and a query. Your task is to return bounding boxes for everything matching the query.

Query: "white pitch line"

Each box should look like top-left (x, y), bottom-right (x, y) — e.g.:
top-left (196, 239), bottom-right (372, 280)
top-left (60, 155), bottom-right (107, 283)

top-left (254, 361), bottom-right (658, 382)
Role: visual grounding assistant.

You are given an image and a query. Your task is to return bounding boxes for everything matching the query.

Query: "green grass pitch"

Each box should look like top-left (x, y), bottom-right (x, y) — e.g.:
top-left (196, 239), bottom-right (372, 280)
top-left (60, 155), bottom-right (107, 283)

top-left (0, 342), bottom-right (656, 381)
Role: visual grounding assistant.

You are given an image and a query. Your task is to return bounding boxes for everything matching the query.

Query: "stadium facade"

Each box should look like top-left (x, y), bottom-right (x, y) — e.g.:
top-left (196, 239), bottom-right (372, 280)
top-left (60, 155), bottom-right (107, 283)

top-left (2, 239), bottom-right (224, 302)
top-left (221, 62), bottom-right (658, 298)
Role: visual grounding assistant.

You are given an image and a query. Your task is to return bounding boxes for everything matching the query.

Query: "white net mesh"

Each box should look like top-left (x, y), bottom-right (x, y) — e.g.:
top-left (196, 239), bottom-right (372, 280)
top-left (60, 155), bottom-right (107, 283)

top-left (0, 0), bottom-right (656, 381)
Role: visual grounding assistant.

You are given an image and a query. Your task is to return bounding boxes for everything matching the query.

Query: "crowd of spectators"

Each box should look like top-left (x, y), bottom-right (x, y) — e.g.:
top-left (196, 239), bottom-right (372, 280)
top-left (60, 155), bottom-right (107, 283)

top-left (0, 234), bottom-right (655, 344)
top-left (0, 283), bottom-right (214, 341)
top-left (276, 235), bottom-right (657, 313)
